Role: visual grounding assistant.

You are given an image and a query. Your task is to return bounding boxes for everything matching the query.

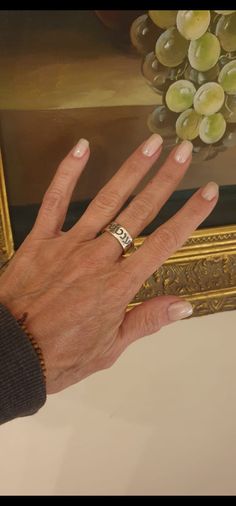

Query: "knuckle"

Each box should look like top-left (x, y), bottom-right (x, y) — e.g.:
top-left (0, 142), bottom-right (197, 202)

top-left (126, 195), bottom-right (153, 224)
top-left (93, 189), bottom-right (121, 217)
top-left (143, 309), bottom-right (160, 335)
top-left (58, 158), bottom-right (77, 174)
top-left (42, 187), bottom-right (64, 212)
top-left (117, 264), bottom-right (141, 298)
top-left (58, 158), bottom-right (72, 171)
top-left (158, 166), bottom-right (180, 186)
top-left (127, 157), bottom-right (141, 176)
top-left (188, 197), bottom-right (204, 217)
top-left (148, 224), bottom-right (180, 257)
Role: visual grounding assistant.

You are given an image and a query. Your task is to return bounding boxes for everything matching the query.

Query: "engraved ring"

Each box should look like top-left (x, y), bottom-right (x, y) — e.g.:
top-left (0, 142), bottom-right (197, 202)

top-left (104, 221), bottom-right (133, 253)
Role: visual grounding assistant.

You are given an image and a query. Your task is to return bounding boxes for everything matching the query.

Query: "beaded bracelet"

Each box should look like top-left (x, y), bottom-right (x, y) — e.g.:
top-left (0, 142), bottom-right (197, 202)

top-left (16, 312), bottom-right (47, 383)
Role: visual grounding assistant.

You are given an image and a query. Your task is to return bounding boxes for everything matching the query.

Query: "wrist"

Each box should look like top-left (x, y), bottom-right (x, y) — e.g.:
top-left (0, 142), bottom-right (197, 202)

top-left (16, 312), bottom-right (47, 385)
top-left (0, 303), bottom-right (46, 423)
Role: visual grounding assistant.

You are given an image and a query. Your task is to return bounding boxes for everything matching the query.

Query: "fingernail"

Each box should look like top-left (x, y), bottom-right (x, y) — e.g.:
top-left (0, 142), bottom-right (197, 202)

top-left (201, 181), bottom-right (219, 201)
top-left (142, 134), bottom-right (163, 157)
top-left (168, 301), bottom-right (193, 321)
top-left (174, 140), bottom-right (193, 164)
top-left (73, 138), bottom-right (89, 158)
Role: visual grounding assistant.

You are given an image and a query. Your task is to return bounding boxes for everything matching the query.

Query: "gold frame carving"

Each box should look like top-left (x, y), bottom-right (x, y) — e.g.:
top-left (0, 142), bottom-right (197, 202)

top-left (0, 149), bottom-right (236, 317)
top-left (127, 228), bottom-right (236, 317)
top-left (0, 151), bottom-right (14, 268)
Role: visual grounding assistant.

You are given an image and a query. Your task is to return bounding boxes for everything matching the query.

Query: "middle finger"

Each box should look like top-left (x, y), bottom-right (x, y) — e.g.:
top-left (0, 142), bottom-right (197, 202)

top-left (70, 133), bottom-right (163, 240)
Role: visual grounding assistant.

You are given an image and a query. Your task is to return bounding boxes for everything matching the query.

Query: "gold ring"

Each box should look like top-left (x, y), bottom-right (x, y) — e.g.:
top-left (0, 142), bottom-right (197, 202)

top-left (104, 221), bottom-right (133, 253)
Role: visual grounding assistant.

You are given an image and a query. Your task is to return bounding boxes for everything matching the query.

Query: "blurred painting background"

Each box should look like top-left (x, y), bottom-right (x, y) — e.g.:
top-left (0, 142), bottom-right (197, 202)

top-left (0, 10), bottom-right (235, 247)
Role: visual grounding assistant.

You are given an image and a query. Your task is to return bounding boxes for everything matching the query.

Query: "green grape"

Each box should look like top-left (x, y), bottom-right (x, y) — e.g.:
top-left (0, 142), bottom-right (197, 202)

top-left (219, 54), bottom-right (232, 69)
top-left (210, 11), bottom-right (221, 32)
top-left (223, 129), bottom-right (236, 147)
top-left (195, 65), bottom-right (220, 85)
top-left (191, 139), bottom-right (216, 162)
top-left (221, 105), bottom-right (236, 123)
top-left (149, 10), bottom-right (178, 29)
top-left (176, 10), bottom-right (210, 40)
top-left (141, 52), bottom-right (158, 82)
top-left (130, 15), bottom-right (160, 55)
top-left (168, 61), bottom-right (188, 80)
top-left (221, 94), bottom-right (236, 122)
top-left (218, 60), bottom-right (236, 95)
top-left (225, 94), bottom-right (236, 113)
top-left (166, 79), bottom-right (196, 112)
top-left (163, 136), bottom-right (178, 149)
top-left (184, 65), bottom-right (199, 83)
top-left (141, 52), bottom-right (170, 93)
top-left (155, 27), bottom-right (189, 67)
top-left (142, 53), bottom-right (188, 94)
top-left (176, 108), bottom-right (202, 140)
top-left (141, 52), bottom-right (161, 86)
top-left (147, 106), bottom-right (177, 138)
top-left (214, 11), bottom-right (236, 15)
top-left (193, 82), bottom-right (225, 115)
top-left (199, 113), bottom-right (226, 144)
top-left (216, 13), bottom-right (236, 52)
top-left (184, 63), bottom-right (220, 85)
top-left (188, 33), bottom-right (221, 71)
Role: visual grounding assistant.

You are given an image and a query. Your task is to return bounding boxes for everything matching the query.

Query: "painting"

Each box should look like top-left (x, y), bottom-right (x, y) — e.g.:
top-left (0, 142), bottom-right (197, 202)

top-left (0, 10), bottom-right (236, 316)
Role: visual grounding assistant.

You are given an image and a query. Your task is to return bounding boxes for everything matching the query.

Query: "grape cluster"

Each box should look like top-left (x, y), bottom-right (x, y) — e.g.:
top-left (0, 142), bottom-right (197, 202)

top-left (130, 10), bottom-right (236, 161)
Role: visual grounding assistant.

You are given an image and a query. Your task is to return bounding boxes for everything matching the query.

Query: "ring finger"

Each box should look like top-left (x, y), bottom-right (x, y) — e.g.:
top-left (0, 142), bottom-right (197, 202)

top-left (100, 139), bottom-right (194, 259)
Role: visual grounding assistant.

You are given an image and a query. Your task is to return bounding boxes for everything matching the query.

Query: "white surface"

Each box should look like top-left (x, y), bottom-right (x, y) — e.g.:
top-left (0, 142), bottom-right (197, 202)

top-left (1, 310), bottom-right (236, 496)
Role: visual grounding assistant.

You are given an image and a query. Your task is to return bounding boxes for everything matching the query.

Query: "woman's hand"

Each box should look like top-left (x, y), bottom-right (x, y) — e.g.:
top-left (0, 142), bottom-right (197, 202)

top-left (0, 135), bottom-right (219, 394)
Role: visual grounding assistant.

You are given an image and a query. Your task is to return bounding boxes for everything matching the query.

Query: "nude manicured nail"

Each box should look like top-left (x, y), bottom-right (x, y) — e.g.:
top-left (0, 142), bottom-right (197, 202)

top-left (168, 301), bottom-right (193, 321)
top-left (142, 134), bottom-right (163, 157)
top-left (73, 138), bottom-right (89, 158)
top-left (201, 181), bottom-right (219, 201)
top-left (174, 140), bottom-right (193, 164)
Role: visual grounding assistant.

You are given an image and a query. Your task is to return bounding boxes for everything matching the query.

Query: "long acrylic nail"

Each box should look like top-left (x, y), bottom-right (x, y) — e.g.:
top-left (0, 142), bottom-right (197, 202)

top-left (142, 134), bottom-right (163, 157)
top-left (73, 138), bottom-right (89, 158)
top-left (168, 301), bottom-right (193, 321)
top-left (174, 140), bottom-right (193, 164)
top-left (201, 181), bottom-right (219, 201)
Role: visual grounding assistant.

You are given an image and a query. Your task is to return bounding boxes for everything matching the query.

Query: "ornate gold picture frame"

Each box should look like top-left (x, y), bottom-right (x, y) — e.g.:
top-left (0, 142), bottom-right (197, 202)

top-left (0, 10), bottom-right (236, 318)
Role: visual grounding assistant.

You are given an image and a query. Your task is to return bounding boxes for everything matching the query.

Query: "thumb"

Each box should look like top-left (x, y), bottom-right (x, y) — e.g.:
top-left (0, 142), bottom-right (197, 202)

top-left (121, 296), bottom-right (193, 347)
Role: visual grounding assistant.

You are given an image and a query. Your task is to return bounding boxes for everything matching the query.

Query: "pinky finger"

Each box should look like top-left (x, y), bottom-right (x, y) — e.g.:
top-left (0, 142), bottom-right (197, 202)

top-left (109, 296), bottom-right (193, 364)
top-left (122, 181), bottom-right (219, 298)
top-left (120, 296), bottom-right (193, 347)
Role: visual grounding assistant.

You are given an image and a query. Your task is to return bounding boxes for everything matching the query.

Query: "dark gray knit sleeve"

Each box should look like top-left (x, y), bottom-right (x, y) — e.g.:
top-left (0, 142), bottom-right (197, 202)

top-left (0, 303), bottom-right (46, 424)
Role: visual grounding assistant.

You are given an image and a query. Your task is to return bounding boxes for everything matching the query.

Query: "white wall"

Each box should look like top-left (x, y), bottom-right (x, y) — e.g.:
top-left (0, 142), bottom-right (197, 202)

top-left (1, 310), bottom-right (236, 496)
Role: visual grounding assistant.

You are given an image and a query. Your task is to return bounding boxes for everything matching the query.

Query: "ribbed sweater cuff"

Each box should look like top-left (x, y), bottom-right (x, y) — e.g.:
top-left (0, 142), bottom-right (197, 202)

top-left (0, 303), bottom-right (46, 424)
